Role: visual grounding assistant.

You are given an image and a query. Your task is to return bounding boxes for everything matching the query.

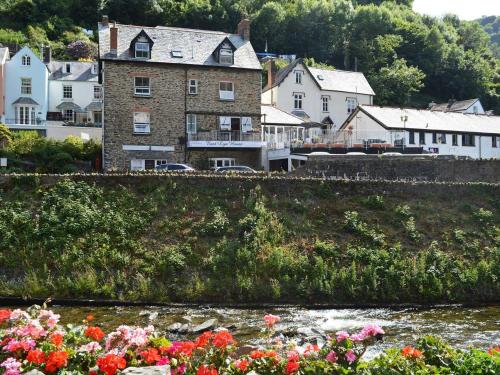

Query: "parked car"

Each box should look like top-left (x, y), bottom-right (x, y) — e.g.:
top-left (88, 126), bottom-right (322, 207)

top-left (346, 152), bottom-right (367, 155)
top-left (214, 166), bottom-right (257, 173)
top-left (381, 152), bottom-right (403, 157)
top-left (155, 163), bottom-right (195, 172)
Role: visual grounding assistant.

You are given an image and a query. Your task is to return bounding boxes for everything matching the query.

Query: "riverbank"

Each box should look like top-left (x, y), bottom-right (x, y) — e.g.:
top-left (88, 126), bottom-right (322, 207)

top-left (0, 174), bottom-right (499, 304)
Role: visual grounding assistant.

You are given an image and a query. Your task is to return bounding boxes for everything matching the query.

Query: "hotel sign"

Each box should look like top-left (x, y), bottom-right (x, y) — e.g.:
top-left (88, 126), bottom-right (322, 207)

top-left (188, 140), bottom-right (265, 148)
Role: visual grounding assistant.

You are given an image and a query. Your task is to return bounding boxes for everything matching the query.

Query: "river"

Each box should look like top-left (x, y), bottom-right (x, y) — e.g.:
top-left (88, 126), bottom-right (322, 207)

top-left (11, 304), bottom-right (498, 358)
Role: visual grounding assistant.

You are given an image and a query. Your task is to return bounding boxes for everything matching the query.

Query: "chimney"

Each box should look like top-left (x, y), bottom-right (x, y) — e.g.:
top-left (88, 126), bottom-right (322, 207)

top-left (428, 101), bottom-right (436, 110)
top-left (110, 22), bottom-right (118, 56)
top-left (42, 45), bottom-right (51, 64)
top-left (101, 15), bottom-right (109, 26)
top-left (236, 18), bottom-right (250, 41)
top-left (447, 98), bottom-right (456, 109)
top-left (267, 59), bottom-right (276, 89)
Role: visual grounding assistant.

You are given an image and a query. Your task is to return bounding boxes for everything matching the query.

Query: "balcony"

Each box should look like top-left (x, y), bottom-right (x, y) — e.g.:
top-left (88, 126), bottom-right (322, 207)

top-left (4, 118), bottom-right (46, 128)
top-left (187, 130), bottom-right (265, 148)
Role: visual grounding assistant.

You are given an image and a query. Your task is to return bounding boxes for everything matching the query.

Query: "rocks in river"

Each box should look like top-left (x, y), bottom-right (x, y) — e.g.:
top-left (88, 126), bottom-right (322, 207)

top-left (167, 322), bottom-right (182, 332)
top-left (121, 365), bottom-right (170, 374)
top-left (236, 345), bottom-right (258, 357)
top-left (178, 323), bottom-right (190, 333)
top-left (190, 318), bottom-right (218, 333)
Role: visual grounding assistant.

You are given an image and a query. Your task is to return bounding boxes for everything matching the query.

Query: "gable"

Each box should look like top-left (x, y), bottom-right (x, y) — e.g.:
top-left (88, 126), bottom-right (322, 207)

top-left (129, 30), bottom-right (154, 58)
top-left (212, 37), bottom-right (237, 64)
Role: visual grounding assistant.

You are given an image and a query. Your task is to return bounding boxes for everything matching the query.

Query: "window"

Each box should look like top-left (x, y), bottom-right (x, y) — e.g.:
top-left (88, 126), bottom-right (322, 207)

top-left (219, 81), bottom-right (234, 100)
top-left (135, 42), bottom-right (150, 58)
top-left (241, 117), bottom-right (252, 132)
top-left (186, 114), bottom-right (197, 134)
top-left (408, 131), bottom-right (415, 145)
top-left (346, 98), bottom-right (357, 114)
top-left (21, 78), bottom-right (31, 95)
top-left (22, 55), bottom-right (31, 66)
top-left (419, 131), bottom-right (426, 145)
top-left (219, 116), bottom-right (231, 130)
top-left (63, 85), bottom-right (72, 99)
top-left (322, 96), bottom-right (329, 112)
top-left (134, 77), bottom-right (150, 96)
top-left (188, 79), bottom-right (198, 95)
top-left (16, 106), bottom-right (35, 125)
top-left (91, 63), bottom-right (98, 75)
top-left (156, 160), bottom-right (168, 167)
top-left (93, 86), bottom-right (102, 100)
top-left (493, 136), bottom-right (500, 148)
top-left (473, 106), bottom-right (479, 114)
top-left (63, 109), bottom-right (74, 122)
top-left (209, 158), bottom-right (235, 169)
top-left (133, 112), bottom-right (150, 134)
top-left (131, 159), bottom-right (145, 171)
top-left (171, 50), bottom-right (183, 58)
top-left (432, 132), bottom-right (438, 144)
top-left (452, 134), bottom-right (458, 146)
top-left (65, 63), bottom-right (71, 74)
top-left (462, 134), bottom-right (475, 147)
top-left (219, 48), bottom-right (233, 64)
top-left (295, 71), bottom-right (303, 84)
top-left (294, 93), bottom-right (303, 109)
top-left (438, 133), bottom-right (446, 144)
top-left (93, 111), bottom-right (102, 125)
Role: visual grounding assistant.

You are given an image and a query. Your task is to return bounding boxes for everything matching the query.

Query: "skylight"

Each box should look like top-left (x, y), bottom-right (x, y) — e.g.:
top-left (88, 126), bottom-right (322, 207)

top-left (171, 50), bottom-right (183, 58)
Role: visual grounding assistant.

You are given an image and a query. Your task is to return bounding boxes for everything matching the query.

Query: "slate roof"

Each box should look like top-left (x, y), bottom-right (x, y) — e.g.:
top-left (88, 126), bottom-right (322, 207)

top-left (430, 99), bottom-right (479, 112)
top-left (12, 97), bottom-right (39, 105)
top-left (261, 105), bottom-right (304, 125)
top-left (343, 105), bottom-right (500, 135)
top-left (56, 102), bottom-right (82, 111)
top-left (47, 61), bottom-right (98, 82)
top-left (264, 58), bottom-right (375, 96)
top-left (98, 22), bottom-right (261, 70)
top-left (85, 101), bottom-right (102, 111)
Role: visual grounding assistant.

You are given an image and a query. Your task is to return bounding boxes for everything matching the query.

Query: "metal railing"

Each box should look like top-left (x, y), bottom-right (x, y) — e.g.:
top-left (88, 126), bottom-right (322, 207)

top-left (188, 130), bottom-right (262, 142)
top-left (4, 118), bottom-right (46, 126)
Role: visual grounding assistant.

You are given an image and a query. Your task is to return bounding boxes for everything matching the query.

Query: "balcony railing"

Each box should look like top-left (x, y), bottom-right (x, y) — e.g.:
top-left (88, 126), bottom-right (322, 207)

top-left (187, 130), bottom-right (264, 148)
top-left (4, 118), bottom-right (46, 126)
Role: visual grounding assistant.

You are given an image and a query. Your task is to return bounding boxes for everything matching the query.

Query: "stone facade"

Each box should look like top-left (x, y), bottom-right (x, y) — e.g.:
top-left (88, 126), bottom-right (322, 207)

top-left (102, 60), bottom-right (262, 171)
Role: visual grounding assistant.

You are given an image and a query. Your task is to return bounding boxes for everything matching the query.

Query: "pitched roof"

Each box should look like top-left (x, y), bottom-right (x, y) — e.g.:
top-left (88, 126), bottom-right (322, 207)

top-left (345, 105), bottom-right (500, 135)
top-left (98, 23), bottom-right (261, 70)
top-left (261, 105), bottom-right (304, 125)
top-left (264, 58), bottom-right (375, 96)
top-left (47, 61), bottom-right (98, 82)
top-left (430, 98), bottom-right (479, 112)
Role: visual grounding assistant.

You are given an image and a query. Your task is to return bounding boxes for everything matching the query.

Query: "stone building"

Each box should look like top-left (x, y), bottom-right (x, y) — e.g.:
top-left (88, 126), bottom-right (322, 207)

top-left (98, 16), bottom-right (263, 171)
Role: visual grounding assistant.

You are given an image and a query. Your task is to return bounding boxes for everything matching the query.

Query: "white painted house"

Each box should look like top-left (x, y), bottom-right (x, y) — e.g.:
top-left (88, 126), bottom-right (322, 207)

top-left (4, 46), bottom-right (49, 130)
top-left (262, 58), bottom-right (375, 132)
top-left (339, 105), bottom-right (500, 159)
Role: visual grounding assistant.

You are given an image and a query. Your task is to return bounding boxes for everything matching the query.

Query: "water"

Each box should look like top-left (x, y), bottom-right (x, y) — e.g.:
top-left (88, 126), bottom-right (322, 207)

top-left (5, 305), bottom-right (499, 358)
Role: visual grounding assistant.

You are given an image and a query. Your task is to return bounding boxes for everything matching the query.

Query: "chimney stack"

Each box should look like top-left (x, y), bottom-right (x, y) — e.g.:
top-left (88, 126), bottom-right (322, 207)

top-left (236, 18), bottom-right (250, 41)
top-left (101, 15), bottom-right (109, 26)
top-left (110, 22), bottom-right (118, 56)
top-left (267, 59), bottom-right (276, 89)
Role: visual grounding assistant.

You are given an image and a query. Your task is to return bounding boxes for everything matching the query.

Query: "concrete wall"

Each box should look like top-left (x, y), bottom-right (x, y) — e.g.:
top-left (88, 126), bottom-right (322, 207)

top-left (296, 155), bottom-right (500, 182)
top-left (45, 124), bottom-right (102, 142)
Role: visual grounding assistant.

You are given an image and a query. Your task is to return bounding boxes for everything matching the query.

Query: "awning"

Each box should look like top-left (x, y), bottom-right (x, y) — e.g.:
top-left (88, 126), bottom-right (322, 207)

top-left (85, 101), bottom-right (102, 111)
top-left (12, 97), bottom-right (39, 105)
top-left (56, 101), bottom-right (82, 111)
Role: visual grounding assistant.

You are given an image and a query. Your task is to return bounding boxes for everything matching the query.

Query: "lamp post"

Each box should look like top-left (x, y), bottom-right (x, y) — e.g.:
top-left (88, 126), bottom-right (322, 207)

top-left (400, 115), bottom-right (408, 151)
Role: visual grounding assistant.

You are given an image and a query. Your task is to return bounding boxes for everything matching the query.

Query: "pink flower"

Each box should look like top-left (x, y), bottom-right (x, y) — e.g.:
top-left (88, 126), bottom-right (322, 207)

top-left (1, 358), bottom-right (22, 375)
top-left (345, 350), bottom-right (357, 363)
top-left (78, 341), bottom-right (102, 353)
top-left (3, 338), bottom-right (36, 352)
top-left (172, 363), bottom-right (186, 375)
top-left (360, 324), bottom-right (384, 338)
top-left (39, 310), bottom-right (60, 329)
top-left (335, 331), bottom-right (350, 342)
top-left (157, 357), bottom-right (170, 366)
top-left (350, 333), bottom-right (365, 342)
top-left (263, 314), bottom-right (280, 328)
top-left (287, 350), bottom-right (300, 362)
top-left (326, 351), bottom-right (338, 363)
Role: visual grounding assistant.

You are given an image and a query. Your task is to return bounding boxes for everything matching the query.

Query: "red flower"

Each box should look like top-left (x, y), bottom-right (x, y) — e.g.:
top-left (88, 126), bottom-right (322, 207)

top-left (263, 314), bottom-right (280, 328)
top-left (45, 351), bottom-right (69, 373)
top-left (287, 350), bottom-right (300, 362)
top-left (401, 346), bottom-right (423, 359)
top-left (234, 359), bottom-right (249, 372)
top-left (286, 361), bottom-right (300, 374)
top-left (488, 347), bottom-right (500, 356)
top-left (212, 331), bottom-right (235, 348)
top-left (26, 349), bottom-right (46, 365)
top-left (86, 315), bottom-right (94, 321)
top-left (197, 364), bottom-right (218, 375)
top-left (249, 350), bottom-right (277, 360)
top-left (97, 354), bottom-right (127, 375)
top-left (140, 348), bottom-right (161, 365)
top-left (85, 326), bottom-right (105, 341)
top-left (194, 331), bottom-right (213, 348)
top-left (0, 309), bottom-right (11, 324)
top-left (50, 332), bottom-right (64, 347)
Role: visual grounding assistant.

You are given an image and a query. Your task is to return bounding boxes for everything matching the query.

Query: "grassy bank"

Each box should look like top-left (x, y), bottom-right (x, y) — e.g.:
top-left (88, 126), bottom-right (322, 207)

top-left (0, 174), bottom-right (499, 304)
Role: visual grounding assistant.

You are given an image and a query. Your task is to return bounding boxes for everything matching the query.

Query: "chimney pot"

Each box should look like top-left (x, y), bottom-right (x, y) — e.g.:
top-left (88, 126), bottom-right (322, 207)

top-left (102, 15), bottom-right (109, 25)
top-left (267, 59), bottom-right (276, 89)
top-left (110, 25), bottom-right (118, 56)
top-left (236, 18), bottom-right (250, 41)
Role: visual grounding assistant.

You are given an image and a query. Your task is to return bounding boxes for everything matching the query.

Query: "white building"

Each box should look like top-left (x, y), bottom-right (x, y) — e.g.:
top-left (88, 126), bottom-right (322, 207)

top-left (339, 105), bottom-right (500, 159)
top-left (262, 58), bottom-right (375, 131)
top-left (4, 46), bottom-right (49, 130)
top-left (430, 98), bottom-right (486, 115)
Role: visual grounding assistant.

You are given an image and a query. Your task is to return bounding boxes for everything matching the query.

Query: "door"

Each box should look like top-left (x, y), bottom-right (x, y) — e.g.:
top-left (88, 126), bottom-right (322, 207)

top-left (231, 117), bottom-right (241, 140)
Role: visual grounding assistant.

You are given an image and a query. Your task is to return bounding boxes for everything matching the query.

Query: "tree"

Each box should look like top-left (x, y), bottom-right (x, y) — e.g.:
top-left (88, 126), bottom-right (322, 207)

top-left (369, 58), bottom-right (425, 106)
top-left (0, 124), bottom-right (12, 149)
top-left (67, 40), bottom-right (98, 60)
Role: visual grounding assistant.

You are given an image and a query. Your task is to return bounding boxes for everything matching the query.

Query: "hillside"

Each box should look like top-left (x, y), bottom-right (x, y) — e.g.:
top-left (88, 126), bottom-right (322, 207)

top-left (479, 16), bottom-right (500, 58)
top-left (0, 0), bottom-right (499, 112)
top-left (0, 174), bottom-right (498, 305)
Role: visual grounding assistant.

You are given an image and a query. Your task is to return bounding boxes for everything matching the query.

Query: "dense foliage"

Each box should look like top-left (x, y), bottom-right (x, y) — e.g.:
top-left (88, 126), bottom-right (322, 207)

top-left (0, 177), bottom-right (498, 304)
top-left (0, 130), bottom-right (101, 173)
top-left (479, 16), bottom-right (500, 58)
top-left (0, 307), bottom-right (498, 375)
top-left (0, 1), bottom-right (498, 110)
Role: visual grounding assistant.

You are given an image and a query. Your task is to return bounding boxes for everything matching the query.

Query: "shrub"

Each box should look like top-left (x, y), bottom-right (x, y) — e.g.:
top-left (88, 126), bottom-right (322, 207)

top-left (362, 195), bottom-right (385, 209)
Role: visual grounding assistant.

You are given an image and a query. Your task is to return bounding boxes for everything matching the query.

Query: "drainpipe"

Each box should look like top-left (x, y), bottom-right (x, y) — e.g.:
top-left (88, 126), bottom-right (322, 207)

top-left (478, 135), bottom-right (482, 159)
top-left (184, 67), bottom-right (188, 163)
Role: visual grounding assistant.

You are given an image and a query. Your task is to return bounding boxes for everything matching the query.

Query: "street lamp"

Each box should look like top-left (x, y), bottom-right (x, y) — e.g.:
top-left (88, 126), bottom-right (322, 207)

top-left (400, 115), bottom-right (408, 151)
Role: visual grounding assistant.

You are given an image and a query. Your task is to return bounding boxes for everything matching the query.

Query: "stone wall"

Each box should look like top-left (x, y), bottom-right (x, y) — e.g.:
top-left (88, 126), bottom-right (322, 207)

top-left (295, 155), bottom-right (500, 182)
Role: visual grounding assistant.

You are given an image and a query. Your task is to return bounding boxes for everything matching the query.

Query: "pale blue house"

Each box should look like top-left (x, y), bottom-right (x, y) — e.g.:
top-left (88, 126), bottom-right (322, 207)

top-left (4, 46), bottom-right (49, 129)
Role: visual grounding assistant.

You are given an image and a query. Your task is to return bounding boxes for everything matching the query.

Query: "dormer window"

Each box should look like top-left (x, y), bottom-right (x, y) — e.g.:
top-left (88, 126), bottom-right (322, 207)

top-left (135, 42), bottom-right (150, 59)
top-left (65, 63), bottom-right (71, 74)
top-left (219, 48), bottom-right (233, 65)
top-left (91, 63), bottom-right (97, 75)
top-left (22, 55), bottom-right (31, 66)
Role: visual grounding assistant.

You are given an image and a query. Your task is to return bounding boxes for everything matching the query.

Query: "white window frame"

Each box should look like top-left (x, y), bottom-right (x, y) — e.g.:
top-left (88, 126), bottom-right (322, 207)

top-left (294, 93), bottom-right (303, 110)
top-left (22, 55), bottom-right (31, 66)
top-left (346, 98), bottom-right (357, 114)
top-left (63, 109), bottom-right (74, 122)
top-left (322, 96), bottom-right (329, 112)
top-left (135, 42), bottom-right (150, 59)
top-left (21, 78), bottom-right (32, 95)
top-left (241, 117), bottom-right (252, 133)
top-left (16, 105), bottom-right (35, 125)
top-left (219, 48), bottom-right (233, 65)
top-left (93, 86), bottom-right (102, 100)
top-left (219, 81), bottom-right (234, 101)
top-left (131, 159), bottom-right (145, 171)
top-left (91, 63), bottom-right (97, 75)
top-left (219, 116), bottom-right (231, 130)
top-left (295, 71), bottom-right (303, 84)
top-left (186, 114), bottom-right (197, 134)
top-left (134, 77), bottom-right (150, 96)
top-left (188, 79), bottom-right (198, 95)
top-left (133, 112), bottom-right (151, 134)
top-left (209, 158), bottom-right (236, 169)
top-left (63, 85), bottom-right (73, 99)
